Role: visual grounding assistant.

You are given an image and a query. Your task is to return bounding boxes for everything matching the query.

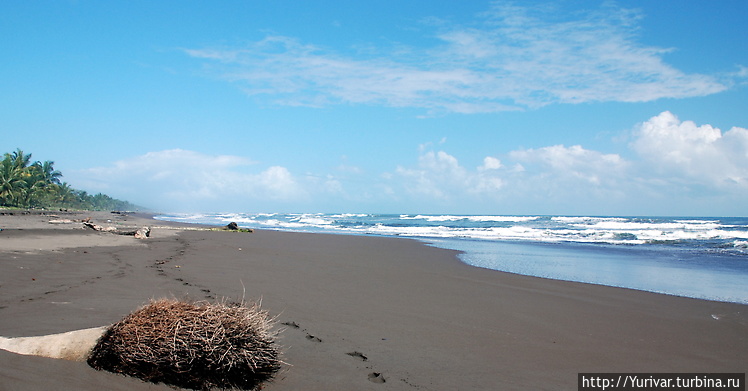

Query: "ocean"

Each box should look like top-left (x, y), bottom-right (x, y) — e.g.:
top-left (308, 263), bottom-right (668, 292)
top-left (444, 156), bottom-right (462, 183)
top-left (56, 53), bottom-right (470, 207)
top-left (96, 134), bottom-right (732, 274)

top-left (155, 213), bottom-right (748, 304)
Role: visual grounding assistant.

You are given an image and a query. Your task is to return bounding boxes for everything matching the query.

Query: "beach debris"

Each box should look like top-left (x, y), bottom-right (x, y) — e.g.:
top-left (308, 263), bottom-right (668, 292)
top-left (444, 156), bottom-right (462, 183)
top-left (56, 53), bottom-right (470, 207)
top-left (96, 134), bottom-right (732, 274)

top-left (0, 326), bottom-right (107, 362)
top-left (83, 221), bottom-right (151, 239)
top-left (48, 218), bottom-right (77, 224)
top-left (82, 221), bottom-right (117, 232)
top-left (211, 222), bottom-right (254, 233)
top-left (134, 226), bottom-right (150, 239)
top-left (87, 298), bottom-right (282, 391)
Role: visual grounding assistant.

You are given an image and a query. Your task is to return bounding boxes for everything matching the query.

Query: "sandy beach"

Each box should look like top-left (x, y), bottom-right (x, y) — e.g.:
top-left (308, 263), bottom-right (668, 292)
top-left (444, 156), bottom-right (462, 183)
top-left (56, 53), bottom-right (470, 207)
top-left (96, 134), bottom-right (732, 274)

top-left (0, 211), bottom-right (746, 390)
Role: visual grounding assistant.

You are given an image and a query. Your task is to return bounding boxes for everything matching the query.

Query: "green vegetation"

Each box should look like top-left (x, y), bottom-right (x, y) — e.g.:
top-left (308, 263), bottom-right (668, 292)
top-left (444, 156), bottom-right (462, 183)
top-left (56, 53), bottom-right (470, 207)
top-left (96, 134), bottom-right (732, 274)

top-left (0, 148), bottom-right (138, 211)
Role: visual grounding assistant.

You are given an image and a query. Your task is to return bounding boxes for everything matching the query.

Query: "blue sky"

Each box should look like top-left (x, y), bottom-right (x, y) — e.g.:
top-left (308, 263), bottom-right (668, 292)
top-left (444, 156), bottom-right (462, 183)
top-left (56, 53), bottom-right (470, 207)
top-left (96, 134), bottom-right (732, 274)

top-left (2, 0), bottom-right (747, 216)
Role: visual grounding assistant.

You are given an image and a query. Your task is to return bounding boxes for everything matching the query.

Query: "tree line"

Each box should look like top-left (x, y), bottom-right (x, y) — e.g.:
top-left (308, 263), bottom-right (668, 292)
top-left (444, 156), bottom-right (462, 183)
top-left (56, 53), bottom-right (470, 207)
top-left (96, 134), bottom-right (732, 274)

top-left (0, 148), bottom-right (139, 211)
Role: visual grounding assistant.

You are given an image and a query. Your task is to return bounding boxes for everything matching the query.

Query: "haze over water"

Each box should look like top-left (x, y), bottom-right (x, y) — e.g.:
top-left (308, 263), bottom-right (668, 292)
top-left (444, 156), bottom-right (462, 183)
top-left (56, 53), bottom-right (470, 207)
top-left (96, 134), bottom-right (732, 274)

top-left (157, 213), bottom-right (748, 304)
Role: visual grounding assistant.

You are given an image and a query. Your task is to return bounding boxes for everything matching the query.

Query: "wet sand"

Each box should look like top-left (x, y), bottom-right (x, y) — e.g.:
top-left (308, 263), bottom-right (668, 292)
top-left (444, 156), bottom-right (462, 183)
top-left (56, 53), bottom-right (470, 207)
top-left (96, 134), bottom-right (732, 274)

top-left (0, 210), bottom-right (746, 390)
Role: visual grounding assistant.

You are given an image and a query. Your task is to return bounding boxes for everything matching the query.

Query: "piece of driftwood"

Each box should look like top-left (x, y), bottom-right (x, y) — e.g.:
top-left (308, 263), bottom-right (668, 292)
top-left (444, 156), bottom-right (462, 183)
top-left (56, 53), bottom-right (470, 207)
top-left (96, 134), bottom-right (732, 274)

top-left (82, 222), bottom-right (117, 232)
top-left (83, 222), bottom-right (150, 239)
top-left (134, 227), bottom-right (150, 239)
top-left (0, 327), bottom-right (107, 361)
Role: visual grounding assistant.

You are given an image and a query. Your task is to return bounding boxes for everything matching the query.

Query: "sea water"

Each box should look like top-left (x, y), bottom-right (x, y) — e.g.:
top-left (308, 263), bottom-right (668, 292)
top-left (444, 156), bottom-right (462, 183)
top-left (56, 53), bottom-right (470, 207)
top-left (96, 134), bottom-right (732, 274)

top-left (155, 213), bottom-right (748, 304)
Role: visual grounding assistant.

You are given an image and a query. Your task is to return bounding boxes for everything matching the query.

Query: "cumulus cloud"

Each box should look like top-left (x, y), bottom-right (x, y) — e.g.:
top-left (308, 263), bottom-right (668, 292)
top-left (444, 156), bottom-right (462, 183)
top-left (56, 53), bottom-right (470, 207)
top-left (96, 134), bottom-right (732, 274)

top-left (384, 112), bottom-right (747, 214)
top-left (632, 111), bottom-right (748, 188)
top-left (395, 151), bottom-right (466, 199)
top-left (479, 156), bottom-right (502, 171)
top-left (393, 151), bottom-right (521, 199)
top-left (71, 149), bottom-right (306, 211)
top-left (184, 2), bottom-right (728, 113)
top-left (509, 144), bottom-right (628, 186)
top-left (389, 144), bottom-right (630, 211)
top-left (68, 114), bottom-right (747, 215)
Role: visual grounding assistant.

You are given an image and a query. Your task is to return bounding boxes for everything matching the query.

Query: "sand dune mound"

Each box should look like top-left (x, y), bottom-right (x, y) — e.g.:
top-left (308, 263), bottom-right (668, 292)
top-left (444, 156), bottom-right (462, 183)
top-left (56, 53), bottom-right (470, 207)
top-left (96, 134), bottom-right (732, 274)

top-left (87, 298), bottom-right (281, 391)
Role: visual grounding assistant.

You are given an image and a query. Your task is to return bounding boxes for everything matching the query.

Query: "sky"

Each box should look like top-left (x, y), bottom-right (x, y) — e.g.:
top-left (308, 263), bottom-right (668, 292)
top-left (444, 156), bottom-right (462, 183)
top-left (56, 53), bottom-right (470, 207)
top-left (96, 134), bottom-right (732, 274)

top-left (2, 0), bottom-right (747, 216)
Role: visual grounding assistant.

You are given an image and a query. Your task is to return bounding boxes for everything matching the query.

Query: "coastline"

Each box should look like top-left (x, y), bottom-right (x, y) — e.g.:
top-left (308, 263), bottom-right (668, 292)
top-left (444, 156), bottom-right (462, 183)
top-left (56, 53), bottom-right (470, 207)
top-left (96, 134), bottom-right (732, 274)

top-left (1, 211), bottom-right (746, 390)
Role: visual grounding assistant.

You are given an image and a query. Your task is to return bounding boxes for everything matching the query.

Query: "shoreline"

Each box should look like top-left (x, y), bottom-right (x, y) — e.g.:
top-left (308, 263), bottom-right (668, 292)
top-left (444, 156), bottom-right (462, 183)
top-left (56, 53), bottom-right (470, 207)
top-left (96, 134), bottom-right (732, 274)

top-left (153, 212), bottom-right (748, 305)
top-left (1, 211), bottom-right (747, 390)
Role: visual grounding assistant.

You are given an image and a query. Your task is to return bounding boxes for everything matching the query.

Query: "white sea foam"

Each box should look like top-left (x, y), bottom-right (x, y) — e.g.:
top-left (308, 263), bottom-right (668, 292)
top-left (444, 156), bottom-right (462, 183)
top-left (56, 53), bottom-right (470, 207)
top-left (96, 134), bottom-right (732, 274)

top-left (158, 213), bottom-right (208, 221)
top-left (551, 216), bottom-right (627, 223)
top-left (294, 215), bottom-right (334, 225)
top-left (674, 219), bottom-right (720, 224)
top-left (580, 221), bottom-right (722, 231)
top-left (466, 216), bottom-right (540, 222)
top-left (399, 215), bottom-right (539, 223)
top-left (156, 213), bottom-right (748, 245)
top-left (413, 215), bottom-right (466, 222)
top-left (329, 213), bottom-right (369, 218)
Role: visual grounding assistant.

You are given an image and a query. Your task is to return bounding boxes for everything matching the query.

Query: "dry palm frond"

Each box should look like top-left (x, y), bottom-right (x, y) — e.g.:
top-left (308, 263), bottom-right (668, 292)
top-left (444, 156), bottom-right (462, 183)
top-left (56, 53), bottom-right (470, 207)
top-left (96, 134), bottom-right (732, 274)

top-left (87, 298), bottom-right (281, 390)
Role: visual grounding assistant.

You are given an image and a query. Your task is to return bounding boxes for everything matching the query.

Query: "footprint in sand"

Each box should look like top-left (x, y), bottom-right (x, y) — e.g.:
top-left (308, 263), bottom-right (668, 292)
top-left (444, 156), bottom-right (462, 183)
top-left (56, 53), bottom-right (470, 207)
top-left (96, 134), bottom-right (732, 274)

top-left (368, 372), bottom-right (386, 384)
top-left (305, 334), bottom-right (322, 342)
top-left (282, 321), bottom-right (321, 342)
top-left (345, 351), bottom-right (368, 361)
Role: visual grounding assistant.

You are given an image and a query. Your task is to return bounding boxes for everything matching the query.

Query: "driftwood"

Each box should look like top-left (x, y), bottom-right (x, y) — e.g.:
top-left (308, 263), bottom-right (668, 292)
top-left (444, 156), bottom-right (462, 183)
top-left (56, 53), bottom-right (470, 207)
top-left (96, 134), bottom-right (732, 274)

top-left (134, 227), bottom-right (150, 239)
top-left (83, 222), bottom-right (150, 239)
top-left (0, 327), bottom-right (107, 361)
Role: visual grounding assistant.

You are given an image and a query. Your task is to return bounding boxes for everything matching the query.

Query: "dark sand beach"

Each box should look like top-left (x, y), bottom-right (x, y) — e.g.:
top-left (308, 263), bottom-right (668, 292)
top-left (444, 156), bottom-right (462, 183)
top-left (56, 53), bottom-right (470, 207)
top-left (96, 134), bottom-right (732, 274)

top-left (0, 211), bottom-right (746, 390)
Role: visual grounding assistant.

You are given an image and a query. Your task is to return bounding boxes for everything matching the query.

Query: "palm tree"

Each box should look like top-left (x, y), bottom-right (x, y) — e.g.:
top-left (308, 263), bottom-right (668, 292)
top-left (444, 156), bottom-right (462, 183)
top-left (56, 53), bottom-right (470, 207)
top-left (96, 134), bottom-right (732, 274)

top-left (1, 149), bottom-right (138, 211)
top-left (53, 182), bottom-right (77, 206)
top-left (38, 161), bottom-right (62, 185)
top-left (20, 163), bottom-right (53, 207)
top-left (0, 150), bottom-right (62, 208)
top-left (20, 161), bottom-right (63, 207)
top-left (0, 153), bottom-right (26, 206)
top-left (10, 149), bottom-right (32, 171)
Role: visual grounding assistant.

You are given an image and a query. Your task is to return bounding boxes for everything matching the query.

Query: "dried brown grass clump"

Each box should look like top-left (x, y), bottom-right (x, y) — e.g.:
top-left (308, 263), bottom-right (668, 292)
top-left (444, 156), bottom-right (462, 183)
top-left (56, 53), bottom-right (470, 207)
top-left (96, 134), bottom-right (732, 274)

top-left (87, 298), bottom-right (281, 390)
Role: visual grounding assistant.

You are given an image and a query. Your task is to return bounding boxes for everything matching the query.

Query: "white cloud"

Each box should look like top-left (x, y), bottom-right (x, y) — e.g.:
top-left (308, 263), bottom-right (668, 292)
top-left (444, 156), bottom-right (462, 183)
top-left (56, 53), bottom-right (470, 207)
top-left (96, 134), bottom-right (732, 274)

top-left (383, 112), bottom-right (747, 214)
top-left (509, 144), bottom-right (627, 186)
top-left (255, 166), bottom-right (302, 199)
top-left (71, 149), bottom-right (305, 211)
top-left (632, 111), bottom-right (748, 187)
top-left (185, 2), bottom-right (728, 113)
top-left (395, 151), bottom-right (466, 199)
top-left (502, 145), bottom-right (634, 211)
top-left (388, 144), bottom-right (629, 212)
top-left (395, 150), bottom-right (510, 200)
top-left (479, 156), bottom-right (502, 171)
top-left (67, 114), bottom-right (748, 215)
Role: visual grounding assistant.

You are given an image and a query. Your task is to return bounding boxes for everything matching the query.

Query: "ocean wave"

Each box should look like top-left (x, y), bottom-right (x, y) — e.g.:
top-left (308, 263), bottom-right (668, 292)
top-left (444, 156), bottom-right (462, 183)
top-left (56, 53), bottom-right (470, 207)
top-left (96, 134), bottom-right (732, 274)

top-left (579, 221), bottom-right (722, 231)
top-left (551, 216), bottom-right (628, 223)
top-left (399, 214), bottom-right (540, 222)
top-left (155, 213), bottom-right (748, 250)
top-left (733, 240), bottom-right (748, 249)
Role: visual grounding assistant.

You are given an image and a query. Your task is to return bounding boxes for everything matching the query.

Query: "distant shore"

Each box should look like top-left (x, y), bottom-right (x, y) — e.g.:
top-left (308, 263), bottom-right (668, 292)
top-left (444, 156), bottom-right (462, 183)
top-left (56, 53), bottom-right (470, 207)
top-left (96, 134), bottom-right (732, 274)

top-left (1, 210), bottom-right (746, 390)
